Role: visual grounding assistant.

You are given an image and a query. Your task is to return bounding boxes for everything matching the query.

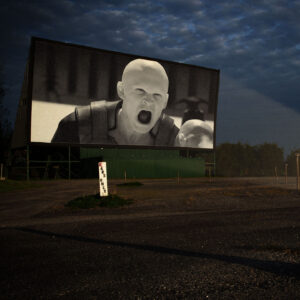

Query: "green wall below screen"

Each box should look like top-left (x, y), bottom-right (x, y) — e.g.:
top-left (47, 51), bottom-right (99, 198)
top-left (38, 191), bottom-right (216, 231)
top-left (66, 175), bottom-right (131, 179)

top-left (80, 148), bottom-right (205, 179)
top-left (80, 148), bottom-right (180, 160)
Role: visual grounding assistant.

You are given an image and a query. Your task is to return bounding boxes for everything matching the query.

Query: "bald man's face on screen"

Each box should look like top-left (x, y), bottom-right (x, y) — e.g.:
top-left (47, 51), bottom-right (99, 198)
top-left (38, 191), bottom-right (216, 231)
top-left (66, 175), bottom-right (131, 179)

top-left (117, 59), bottom-right (169, 134)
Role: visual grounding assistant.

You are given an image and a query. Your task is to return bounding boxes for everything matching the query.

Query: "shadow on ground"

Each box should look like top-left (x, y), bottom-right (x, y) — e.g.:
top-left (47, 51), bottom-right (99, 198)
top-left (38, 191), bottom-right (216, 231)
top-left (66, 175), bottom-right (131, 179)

top-left (16, 227), bottom-right (300, 279)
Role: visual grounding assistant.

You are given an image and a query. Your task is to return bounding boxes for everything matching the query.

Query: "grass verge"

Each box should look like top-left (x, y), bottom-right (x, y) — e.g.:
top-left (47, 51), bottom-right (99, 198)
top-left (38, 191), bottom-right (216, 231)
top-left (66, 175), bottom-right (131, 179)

top-left (116, 181), bottom-right (143, 187)
top-left (0, 180), bottom-right (42, 193)
top-left (65, 193), bottom-right (134, 209)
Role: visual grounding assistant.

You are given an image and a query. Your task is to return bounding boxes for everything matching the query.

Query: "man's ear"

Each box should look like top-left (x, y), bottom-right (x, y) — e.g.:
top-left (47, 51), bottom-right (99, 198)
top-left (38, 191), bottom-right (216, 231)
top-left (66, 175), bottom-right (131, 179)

top-left (117, 81), bottom-right (124, 99)
top-left (163, 93), bottom-right (169, 109)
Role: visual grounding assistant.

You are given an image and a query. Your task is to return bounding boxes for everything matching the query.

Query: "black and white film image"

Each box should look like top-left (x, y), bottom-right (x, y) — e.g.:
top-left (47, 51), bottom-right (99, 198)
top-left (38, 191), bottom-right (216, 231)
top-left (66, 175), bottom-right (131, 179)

top-left (30, 39), bottom-right (219, 149)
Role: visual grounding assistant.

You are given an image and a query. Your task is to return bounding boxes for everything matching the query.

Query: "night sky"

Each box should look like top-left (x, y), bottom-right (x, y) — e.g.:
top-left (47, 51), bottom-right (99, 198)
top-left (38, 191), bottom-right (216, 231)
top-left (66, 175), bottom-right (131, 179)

top-left (0, 0), bottom-right (299, 155)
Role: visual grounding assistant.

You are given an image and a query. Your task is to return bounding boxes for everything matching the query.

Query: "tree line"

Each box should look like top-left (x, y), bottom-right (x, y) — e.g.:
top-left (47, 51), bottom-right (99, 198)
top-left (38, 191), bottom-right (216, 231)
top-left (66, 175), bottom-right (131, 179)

top-left (215, 143), bottom-right (300, 177)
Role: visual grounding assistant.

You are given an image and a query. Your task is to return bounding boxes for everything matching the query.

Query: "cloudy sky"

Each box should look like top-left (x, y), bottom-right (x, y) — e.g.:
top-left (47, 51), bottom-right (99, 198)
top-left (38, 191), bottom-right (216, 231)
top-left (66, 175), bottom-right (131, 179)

top-left (0, 0), bottom-right (299, 155)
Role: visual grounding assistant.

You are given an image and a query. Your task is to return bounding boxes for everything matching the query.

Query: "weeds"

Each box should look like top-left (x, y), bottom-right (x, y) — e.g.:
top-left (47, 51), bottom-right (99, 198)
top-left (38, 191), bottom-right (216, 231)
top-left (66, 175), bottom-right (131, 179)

top-left (116, 181), bottom-right (143, 187)
top-left (65, 193), bottom-right (133, 209)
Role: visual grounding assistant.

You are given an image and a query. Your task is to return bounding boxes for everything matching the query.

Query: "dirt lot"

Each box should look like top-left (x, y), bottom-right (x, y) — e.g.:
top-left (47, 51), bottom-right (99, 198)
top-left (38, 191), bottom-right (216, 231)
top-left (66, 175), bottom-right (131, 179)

top-left (0, 177), bottom-right (300, 299)
top-left (0, 177), bottom-right (299, 226)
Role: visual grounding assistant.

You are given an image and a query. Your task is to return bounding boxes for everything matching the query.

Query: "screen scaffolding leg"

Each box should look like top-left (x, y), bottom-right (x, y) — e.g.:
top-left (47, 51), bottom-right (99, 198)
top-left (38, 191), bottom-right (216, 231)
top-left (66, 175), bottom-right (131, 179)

top-left (213, 150), bottom-right (216, 177)
top-left (26, 145), bottom-right (30, 181)
top-left (68, 145), bottom-right (71, 180)
top-left (296, 153), bottom-right (300, 192)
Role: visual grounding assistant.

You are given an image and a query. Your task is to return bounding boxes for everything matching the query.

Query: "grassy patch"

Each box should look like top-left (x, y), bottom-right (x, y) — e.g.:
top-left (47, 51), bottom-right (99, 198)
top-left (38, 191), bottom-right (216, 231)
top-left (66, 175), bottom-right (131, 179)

top-left (116, 181), bottom-right (143, 187)
top-left (0, 180), bottom-right (41, 193)
top-left (65, 193), bottom-right (134, 209)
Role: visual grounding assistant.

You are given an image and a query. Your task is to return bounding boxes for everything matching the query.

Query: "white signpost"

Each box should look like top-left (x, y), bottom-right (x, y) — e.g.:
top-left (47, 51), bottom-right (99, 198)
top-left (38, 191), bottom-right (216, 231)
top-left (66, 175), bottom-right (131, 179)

top-left (98, 162), bottom-right (108, 197)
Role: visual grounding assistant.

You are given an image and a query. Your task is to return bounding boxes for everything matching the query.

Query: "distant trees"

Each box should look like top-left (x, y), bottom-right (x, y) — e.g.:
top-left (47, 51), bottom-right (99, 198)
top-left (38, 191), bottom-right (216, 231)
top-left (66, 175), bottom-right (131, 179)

top-left (216, 142), bottom-right (285, 177)
top-left (257, 143), bottom-right (284, 176)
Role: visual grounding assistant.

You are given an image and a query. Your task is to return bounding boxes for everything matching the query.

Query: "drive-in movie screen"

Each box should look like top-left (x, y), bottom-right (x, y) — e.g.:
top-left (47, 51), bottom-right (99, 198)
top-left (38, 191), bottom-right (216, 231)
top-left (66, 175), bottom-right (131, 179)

top-left (30, 38), bottom-right (219, 150)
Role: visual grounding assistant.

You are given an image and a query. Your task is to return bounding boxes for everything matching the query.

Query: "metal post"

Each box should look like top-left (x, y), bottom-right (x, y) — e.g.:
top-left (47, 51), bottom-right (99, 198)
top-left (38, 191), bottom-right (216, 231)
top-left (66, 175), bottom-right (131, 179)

top-left (296, 153), bottom-right (300, 192)
top-left (274, 166), bottom-right (278, 184)
top-left (213, 150), bottom-right (216, 177)
top-left (0, 163), bottom-right (3, 180)
top-left (26, 144), bottom-right (30, 181)
top-left (68, 145), bottom-right (71, 180)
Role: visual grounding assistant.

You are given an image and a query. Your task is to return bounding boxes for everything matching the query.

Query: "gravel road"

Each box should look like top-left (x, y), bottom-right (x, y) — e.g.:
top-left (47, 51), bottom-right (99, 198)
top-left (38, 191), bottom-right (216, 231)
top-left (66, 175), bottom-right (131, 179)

top-left (0, 178), bottom-right (299, 299)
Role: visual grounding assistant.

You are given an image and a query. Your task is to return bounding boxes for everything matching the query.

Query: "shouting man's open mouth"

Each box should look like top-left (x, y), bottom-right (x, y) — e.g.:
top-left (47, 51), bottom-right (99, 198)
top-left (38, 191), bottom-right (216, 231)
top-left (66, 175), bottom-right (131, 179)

top-left (138, 110), bottom-right (152, 124)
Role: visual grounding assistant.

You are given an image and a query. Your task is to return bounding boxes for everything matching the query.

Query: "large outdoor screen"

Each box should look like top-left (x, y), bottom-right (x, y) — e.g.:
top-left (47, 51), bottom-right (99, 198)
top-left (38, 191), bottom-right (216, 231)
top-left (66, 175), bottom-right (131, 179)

top-left (30, 38), bottom-right (219, 150)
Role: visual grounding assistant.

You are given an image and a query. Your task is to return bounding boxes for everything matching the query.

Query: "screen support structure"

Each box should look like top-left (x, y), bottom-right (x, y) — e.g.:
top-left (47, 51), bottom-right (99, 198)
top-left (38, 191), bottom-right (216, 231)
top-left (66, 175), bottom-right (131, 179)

top-left (27, 145), bottom-right (30, 181)
top-left (296, 153), bottom-right (300, 192)
top-left (68, 145), bottom-right (71, 180)
top-left (25, 144), bottom-right (79, 180)
top-left (213, 150), bottom-right (216, 177)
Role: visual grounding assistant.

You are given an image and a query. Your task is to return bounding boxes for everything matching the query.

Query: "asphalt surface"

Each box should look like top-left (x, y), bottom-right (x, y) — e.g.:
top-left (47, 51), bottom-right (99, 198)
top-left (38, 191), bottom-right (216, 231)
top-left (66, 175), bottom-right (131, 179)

top-left (1, 178), bottom-right (300, 299)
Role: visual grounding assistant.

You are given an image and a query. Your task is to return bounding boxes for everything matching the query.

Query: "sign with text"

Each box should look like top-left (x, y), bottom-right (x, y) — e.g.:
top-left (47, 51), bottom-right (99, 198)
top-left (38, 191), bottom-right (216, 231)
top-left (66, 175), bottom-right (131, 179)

top-left (98, 162), bottom-right (108, 197)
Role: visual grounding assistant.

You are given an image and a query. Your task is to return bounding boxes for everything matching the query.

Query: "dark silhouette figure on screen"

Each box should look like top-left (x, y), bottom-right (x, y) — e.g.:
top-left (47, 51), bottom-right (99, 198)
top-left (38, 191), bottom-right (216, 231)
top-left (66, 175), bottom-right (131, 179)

top-left (178, 96), bottom-right (209, 124)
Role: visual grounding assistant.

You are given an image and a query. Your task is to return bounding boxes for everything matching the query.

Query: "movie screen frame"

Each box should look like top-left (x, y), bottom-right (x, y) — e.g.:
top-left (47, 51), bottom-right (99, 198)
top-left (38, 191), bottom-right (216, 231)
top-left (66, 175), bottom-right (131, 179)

top-left (29, 38), bottom-right (219, 151)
